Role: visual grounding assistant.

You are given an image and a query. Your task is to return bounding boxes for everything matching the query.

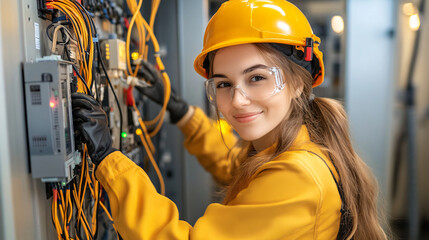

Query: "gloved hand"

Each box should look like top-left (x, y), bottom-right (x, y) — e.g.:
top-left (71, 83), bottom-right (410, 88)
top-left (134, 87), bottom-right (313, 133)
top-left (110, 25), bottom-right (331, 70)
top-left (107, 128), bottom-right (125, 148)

top-left (135, 60), bottom-right (189, 124)
top-left (72, 93), bottom-right (117, 165)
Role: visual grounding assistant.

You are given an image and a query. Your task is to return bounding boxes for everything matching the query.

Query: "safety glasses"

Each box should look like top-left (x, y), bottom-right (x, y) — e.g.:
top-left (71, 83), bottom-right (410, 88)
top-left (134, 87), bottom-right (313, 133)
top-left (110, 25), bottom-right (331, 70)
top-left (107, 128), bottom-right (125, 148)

top-left (205, 66), bottom-right (285, 106)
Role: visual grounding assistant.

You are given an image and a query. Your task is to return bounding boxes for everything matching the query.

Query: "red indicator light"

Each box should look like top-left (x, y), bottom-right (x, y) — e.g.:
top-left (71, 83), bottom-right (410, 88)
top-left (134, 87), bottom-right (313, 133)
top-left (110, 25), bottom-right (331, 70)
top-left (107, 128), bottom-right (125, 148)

top-left (50, 101), bottom-right (55, 108)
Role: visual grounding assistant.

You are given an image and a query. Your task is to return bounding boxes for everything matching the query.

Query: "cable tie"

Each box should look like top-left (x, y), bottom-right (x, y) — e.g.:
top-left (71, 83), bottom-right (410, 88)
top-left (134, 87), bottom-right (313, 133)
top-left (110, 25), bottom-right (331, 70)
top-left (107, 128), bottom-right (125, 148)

top-left (127, 76), bottom-right (139, 86)
top-left (93, 37), bottom-right (99, 43)
top-left (153, 52), bottom-right (160, 57)
top-left (52, 16), bottom-right (68, 23)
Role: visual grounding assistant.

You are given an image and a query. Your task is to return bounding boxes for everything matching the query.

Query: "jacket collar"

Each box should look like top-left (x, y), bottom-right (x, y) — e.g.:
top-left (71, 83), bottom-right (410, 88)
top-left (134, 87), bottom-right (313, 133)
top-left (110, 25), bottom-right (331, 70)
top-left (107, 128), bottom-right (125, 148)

top-left (254, 125), bottom-right (312, 155)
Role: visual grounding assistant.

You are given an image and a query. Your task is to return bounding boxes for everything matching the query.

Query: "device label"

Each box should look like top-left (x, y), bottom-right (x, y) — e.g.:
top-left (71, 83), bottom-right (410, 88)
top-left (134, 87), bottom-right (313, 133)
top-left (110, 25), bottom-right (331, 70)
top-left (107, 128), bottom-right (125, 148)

top-left (34, 23), bottom-right (40, 50)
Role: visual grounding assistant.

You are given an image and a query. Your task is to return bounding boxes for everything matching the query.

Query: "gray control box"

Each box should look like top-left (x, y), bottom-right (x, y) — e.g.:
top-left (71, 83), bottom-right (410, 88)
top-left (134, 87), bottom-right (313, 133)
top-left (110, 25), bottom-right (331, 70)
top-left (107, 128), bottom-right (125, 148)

top-left (23, 58), bottom-right (80, 183)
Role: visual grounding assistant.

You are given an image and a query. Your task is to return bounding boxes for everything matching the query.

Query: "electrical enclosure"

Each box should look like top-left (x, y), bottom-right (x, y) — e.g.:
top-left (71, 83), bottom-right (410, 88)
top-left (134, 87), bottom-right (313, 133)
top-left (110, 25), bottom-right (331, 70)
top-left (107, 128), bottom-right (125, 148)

top-left (23, 59), bottom-right (80, 183)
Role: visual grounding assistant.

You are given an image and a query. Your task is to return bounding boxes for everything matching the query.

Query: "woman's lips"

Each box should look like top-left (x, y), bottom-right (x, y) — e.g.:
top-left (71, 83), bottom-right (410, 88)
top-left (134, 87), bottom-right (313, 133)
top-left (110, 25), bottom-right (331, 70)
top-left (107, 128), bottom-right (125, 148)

top-left (233, 112), bottom-right (262, 123)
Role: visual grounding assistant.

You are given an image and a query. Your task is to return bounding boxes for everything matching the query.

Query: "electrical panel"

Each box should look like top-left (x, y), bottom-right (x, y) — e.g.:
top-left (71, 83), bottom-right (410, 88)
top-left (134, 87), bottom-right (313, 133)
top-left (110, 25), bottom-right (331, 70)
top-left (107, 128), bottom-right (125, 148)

top-left (23, 58), bottom-right (80, 183)
top-left (13, 0), bottom-right (190, 238)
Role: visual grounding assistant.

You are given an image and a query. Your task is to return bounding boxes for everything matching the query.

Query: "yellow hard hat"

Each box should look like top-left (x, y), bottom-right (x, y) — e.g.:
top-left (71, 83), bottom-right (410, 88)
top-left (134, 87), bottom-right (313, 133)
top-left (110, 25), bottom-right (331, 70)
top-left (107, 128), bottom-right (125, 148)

top-left (194, 0), bottom-right (324, 87)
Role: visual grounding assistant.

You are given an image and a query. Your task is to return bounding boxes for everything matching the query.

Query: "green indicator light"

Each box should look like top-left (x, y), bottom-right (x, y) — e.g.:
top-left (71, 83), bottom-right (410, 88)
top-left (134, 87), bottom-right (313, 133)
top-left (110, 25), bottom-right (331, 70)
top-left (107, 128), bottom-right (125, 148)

top-left (121, 132), bottom-right (127, 138)
top-left (61, 181), bottom-right (66, 187)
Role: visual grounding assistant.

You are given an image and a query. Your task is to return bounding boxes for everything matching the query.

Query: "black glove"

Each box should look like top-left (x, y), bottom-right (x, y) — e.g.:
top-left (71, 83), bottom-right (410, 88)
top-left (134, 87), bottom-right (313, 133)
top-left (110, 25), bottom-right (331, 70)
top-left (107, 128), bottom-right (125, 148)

top-left (72, 93), bottom-right (117, 165)
top-left (135, 60), bottom-right (189, 124)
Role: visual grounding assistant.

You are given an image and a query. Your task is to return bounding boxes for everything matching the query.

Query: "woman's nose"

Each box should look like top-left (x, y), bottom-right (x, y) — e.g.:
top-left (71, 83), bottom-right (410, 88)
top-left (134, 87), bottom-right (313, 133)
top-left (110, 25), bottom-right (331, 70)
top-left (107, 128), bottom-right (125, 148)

top-left (230, 86), bottom-right (251, 107)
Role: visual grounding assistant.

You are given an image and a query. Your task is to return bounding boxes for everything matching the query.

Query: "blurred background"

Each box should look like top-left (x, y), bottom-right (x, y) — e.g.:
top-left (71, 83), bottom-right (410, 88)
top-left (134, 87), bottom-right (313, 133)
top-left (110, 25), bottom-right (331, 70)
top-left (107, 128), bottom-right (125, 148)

top-left (0, 0), bottom-right (428, 239)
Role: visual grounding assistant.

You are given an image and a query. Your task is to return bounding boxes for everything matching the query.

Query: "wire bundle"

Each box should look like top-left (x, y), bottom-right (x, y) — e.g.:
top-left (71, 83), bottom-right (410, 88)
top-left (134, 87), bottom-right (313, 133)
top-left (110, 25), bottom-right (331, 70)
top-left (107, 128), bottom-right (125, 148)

top-left (48, 0), bottom-right (95, 94)
top-left (51, 146), bottom-right (119, 240)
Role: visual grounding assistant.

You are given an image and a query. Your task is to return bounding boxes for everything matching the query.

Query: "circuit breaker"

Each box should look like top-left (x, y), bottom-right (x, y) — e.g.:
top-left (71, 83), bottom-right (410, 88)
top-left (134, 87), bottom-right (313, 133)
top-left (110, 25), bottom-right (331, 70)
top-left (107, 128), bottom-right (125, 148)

top-left (23, 58), bottom-right (80, 183)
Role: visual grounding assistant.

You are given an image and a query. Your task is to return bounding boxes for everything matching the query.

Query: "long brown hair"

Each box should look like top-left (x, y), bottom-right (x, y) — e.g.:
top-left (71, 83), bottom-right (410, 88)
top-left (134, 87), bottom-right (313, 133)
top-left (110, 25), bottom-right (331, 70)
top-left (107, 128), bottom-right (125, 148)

top-left (207, 43), bottom-right (388, 240)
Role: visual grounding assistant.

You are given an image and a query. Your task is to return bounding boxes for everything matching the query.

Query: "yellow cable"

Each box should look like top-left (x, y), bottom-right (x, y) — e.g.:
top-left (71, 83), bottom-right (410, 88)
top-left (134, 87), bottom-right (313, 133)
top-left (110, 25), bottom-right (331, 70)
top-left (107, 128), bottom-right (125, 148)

top-left (143, 0), bottom-right (160, 60)
top-left (91, 181), bottom-right (99, 234)
top-left (139, 131), bottom-right (165, 194)
top-left (67, 189), bottom-right (73, 223)
top-left (133, 104), bottom-right (155, 153)
top-left (132, 103), bottom-right (165, 195)
top-left (59, 189), bottom-right (71, 240)
top-left (72, 187), bottom-right (91, 240)
top-left (52, 191), bottom-right (61, 239)
top-left (133, 102), bottom-right (167, 196)
top-left (85, 161), bottom-right (95, 197)
top-left (76, 164), bottom-right (89, 238)
top-left (140, 18), bottom-right (170, 122)
top-left (53, 190), bottom-right (63, 239)
top-left (59, 190), bottom-right (66, 214)
top-left (140, 23), bottom-right (171, 136)
top-left (58, 189), bottom-right (70, 240)
top-left (126, 0), bottom-right (144, 76)
top-left (78, 146), bottom-right (86, 200)
top-left (99, 201), bottom-right (120, 240)
top-left (99, 201), bottom-right (113, 222)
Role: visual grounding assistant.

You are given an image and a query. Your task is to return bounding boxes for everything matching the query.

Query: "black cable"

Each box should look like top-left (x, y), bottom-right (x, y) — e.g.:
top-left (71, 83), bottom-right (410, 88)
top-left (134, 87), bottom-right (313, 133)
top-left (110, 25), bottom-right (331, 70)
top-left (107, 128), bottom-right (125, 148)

top-left (50, 184), bottom-right (56, 229)
top-left (96, 41), bottom-right (123, 151)
top-left (46, 23), bottom-right (55, 41)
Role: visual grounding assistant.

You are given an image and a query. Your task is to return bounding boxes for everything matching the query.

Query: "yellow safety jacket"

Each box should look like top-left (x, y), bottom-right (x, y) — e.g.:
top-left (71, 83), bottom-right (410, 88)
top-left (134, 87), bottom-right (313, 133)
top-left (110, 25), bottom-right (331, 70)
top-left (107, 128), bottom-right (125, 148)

top-left (96, 107), bottom-right (341, 239)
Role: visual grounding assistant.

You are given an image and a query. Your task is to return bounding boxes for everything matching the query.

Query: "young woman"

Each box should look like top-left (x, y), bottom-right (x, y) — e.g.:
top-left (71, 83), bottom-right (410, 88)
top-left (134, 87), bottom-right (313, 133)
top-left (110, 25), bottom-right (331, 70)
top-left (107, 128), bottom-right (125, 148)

top-left (72, 0), bottom-right (387, 239)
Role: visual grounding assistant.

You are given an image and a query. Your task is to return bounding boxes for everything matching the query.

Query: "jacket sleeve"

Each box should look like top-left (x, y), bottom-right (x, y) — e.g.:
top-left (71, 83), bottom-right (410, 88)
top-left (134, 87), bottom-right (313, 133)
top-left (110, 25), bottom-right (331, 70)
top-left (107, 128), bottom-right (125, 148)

top-left (96, 151), bottom-right (192, 240)
top-left (179, 107), bottom-right (241, 185)
top-left (96, 151), bottom-right (338, 240)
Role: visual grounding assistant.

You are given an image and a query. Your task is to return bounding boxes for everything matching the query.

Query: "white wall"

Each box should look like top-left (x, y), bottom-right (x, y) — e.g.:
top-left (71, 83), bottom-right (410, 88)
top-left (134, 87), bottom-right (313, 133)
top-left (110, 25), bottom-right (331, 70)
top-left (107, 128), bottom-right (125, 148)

top-left (345, 0), bottom-right (396, 200)
top-left (178, 0), bottom-right (213, 225)
top-left (392, 0), bottom-right (429, 220)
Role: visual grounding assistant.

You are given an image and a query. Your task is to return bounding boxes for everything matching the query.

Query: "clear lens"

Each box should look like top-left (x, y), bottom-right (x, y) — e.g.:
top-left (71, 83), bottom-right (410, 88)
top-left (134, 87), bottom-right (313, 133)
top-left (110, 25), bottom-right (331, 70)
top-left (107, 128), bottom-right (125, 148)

top-left (205, 66), bottom-right (284, 106)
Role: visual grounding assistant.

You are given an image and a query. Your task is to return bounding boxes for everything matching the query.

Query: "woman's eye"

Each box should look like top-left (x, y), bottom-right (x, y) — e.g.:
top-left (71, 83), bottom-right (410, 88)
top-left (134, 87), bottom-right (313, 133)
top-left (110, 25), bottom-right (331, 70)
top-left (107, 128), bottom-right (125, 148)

top-left (216, 82), bottom-right (231, 88)
top-left (250, 75), bottom-right (266, 82)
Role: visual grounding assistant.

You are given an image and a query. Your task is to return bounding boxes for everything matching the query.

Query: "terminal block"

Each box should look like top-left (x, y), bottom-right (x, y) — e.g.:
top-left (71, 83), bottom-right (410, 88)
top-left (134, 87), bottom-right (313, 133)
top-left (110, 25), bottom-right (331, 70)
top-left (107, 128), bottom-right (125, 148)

top-left (37, 0), bottom-right (55, 20)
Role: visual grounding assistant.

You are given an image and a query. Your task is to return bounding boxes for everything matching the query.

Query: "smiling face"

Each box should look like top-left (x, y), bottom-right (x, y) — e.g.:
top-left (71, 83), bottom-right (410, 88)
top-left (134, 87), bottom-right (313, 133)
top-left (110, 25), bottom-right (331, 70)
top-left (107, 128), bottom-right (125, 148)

top-left (212, 44), bottom-right (293, 151)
